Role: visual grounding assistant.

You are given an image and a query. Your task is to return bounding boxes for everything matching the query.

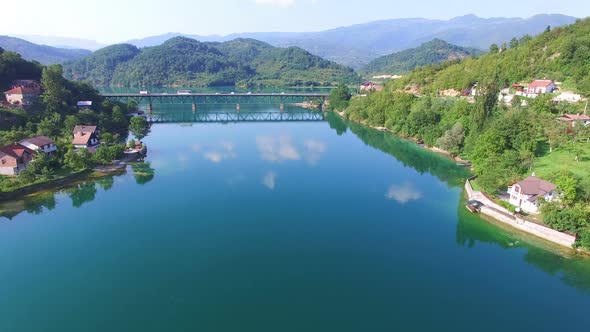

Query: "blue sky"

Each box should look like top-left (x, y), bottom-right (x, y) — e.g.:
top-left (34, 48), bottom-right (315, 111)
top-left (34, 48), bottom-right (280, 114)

top-left (1, 0), bottom-right (588, 43)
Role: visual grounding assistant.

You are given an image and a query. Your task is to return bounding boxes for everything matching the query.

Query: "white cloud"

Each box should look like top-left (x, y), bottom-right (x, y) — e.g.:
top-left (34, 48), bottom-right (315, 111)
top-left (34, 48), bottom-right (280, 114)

top-left (254, 0), bottom-right (296, 6)
top-left (203, 142), bottom-right (237, 163)
top-left (256, 136), bottom-right (301, 163)
top-left (386, 183), bottom-right (423, 204)
top-left (303, 139), bottom-right (327, 165)
top-left (262, 171), bottom-right (277, 190)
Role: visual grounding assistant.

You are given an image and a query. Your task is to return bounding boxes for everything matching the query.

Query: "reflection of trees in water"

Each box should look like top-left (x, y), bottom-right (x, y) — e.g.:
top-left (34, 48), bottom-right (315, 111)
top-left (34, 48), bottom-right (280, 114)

top-left (130, 162), bottom-right (155, 185)
top-left (96, 176), bottom-right (115, 191)
top-left (345, 120), bottom-right (469, 187)
top-left (326, 112), bottom-right (348, 136)
top-left (456, 200), bottom-right (590, 293)
top-left (67, 182), bottom-right (97, 208)
top-left (23, 192), bottom-right (56, 215)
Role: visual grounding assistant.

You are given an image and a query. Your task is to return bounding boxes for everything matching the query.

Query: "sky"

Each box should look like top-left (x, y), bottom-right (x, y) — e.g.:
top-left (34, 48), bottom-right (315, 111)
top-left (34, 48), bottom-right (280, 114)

top-left (1, 0), bottom-right (588, 43)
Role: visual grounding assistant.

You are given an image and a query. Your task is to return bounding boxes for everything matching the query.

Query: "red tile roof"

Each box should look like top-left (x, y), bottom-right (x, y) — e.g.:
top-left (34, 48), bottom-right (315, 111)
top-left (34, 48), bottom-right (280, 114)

top-left (3, 86), bottom-right (40, 95)
top-left (0, 144), bottom-right (35, 159)
top-left (528, 80), bottom-right (554, 88)
top-left (516, 176), bottom-right (557, 202)
top-left (559, 114), bottom-right (590, 121)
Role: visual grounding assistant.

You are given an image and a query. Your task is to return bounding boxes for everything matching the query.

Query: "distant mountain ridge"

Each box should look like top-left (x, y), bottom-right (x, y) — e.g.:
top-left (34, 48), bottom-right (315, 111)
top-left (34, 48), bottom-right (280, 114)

top-left (62, 37), bottom-right (358, 87)
top-left (121, 14), bottom-right (577, 68)
top-left (361, 39), bottom-right (483, 75)
top-left (0, 36), bottom-right (91, 64)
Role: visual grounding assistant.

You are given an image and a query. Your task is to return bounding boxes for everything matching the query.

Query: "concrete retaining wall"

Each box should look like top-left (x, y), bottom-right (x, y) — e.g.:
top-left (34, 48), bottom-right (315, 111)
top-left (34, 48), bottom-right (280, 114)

top-left (465, 180), bottom-right (576, 248)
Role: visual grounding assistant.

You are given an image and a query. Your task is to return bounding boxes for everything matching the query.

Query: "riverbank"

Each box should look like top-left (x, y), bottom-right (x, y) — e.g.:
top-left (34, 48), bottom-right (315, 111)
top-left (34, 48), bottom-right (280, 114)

top-left (333, 110), bottom-right (471, 165)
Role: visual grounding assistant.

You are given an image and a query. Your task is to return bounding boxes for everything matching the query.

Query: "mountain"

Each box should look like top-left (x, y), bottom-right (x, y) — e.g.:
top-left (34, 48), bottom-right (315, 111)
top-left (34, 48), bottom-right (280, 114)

top-left (63, 37), bottom-right (358, 87)
top-left (123, 14), bottom-right (577, 68)
top-left (361, 39), bottom-right (483, 75)
top-left (391, 17), bottom-right (590, 96)
top-left (12, 35), bottom-right (106, 51)
top-left (0, 36), bottom-right (91, 65)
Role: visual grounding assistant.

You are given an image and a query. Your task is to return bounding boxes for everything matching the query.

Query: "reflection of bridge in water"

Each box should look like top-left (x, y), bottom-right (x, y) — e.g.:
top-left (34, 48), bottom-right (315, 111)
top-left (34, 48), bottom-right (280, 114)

top-left (147, 110), bottom-right (326, 123)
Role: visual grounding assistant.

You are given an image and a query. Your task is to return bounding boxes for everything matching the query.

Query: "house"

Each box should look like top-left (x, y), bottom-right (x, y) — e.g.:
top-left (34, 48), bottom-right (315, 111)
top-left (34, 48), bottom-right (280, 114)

top-left (511, 83), bottom-right (524, 92)
top-left (72, 125), bottom-right (100, 149)
top-left (0, 144), bottom-right (35, 175)
top-left (525, 80), bottom-right (556, 95)
top-left (557, 114), bottom-right (590, 127)
top-left (3, 87), bottom-right (41, 106)
top-left (77, 101), bottom-right (93, 110)
top-left (508, 176), bottom-right (559, 214)
top-left (360, 81), bottom-right (383, 92)
top-left (19, 136), bottom-right (57, 155)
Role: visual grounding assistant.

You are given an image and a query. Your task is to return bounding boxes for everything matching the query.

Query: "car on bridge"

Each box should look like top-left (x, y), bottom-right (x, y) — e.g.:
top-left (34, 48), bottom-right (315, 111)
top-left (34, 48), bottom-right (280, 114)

top-left (177, 90), bottom-right (192, 95)
top-left (139, 90), bottom-right (150, 95)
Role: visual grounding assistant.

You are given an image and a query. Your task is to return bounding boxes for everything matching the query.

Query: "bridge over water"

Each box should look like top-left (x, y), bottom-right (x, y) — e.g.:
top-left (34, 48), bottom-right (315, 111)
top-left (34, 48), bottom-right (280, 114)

top-left (146, 110), bottom-right (326, 123)
top-left (101, 92), bottom-right (329, 111)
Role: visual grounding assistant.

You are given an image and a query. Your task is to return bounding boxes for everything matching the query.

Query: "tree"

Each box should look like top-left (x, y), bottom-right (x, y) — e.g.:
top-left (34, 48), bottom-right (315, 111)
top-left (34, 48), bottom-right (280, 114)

top-left (489, 44), bottom-right (499, 53)
top-left (509, 37), bottom-right (520, 49)
top-left (111, 105), bottom-right (128, 129)
top-left (470, 76), bottom-right (499, 134)
top-left (545, 25), bottom-right (551, 33)
top-left (328, 83), bottom-right (352, 111)
top-left (554, 173), bottom-right (578, 205)
top-left (437, 122), bottom-right (465, 155)
top-left (129, 116), bottom-right (150, 140)
top-left (41, 64), bottom-right (70, 113)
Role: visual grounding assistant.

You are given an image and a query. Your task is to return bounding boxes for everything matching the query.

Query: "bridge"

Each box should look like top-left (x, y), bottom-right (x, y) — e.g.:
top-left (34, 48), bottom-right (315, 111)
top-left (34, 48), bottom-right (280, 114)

top-left (146, 110), bottom-right (326, 123)
top-left (101, 92), bottom-right (330, 111)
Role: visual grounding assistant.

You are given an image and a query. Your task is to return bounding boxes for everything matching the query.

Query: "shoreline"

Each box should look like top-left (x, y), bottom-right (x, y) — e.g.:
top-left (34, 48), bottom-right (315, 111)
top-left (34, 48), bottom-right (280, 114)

top-left (333, 110), bottom-right (586, 252)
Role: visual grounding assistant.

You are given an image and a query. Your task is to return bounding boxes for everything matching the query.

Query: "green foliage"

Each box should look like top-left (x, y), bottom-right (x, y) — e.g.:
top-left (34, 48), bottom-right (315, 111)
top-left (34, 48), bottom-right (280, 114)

top-left (63, 37), bottom-right (358, 87)
top-left (129, 116), bottom-right (150, 140)
top-left (362, 39), bottom-right (482, 75)
top-left (64, 148), bottom-right (93, 170)
top-left (542, 202), bottom-right (588, 233)
top-left (553, 173), bottom-right (578, 205)
top-left (390, 18), bottom-right (590, 96)
top-left (437, 122), bottom-right (465, 156)
top-left (328, 84), bottom-right (352, 111)
top-left (92, 144), bottom-right (125, 165)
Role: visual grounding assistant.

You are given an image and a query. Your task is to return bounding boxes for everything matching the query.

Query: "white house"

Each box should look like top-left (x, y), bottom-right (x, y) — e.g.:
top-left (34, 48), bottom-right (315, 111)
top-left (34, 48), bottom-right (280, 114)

top-left (19, 136), bottom-right (57, 155)
top-left (525, 80), bottom-right (556, 95)
top-left (508, 176), bottom-right (559, 214)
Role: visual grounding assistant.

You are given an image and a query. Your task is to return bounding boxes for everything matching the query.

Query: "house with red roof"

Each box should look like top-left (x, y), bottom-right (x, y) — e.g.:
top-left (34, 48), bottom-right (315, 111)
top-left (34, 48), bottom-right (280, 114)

top-left (3, 86), bottom-right (41, 107)
top-left (508, 176), bottom-right (559, 214)
top-left (360, 81), bottom-right (384, 92)
top-left (19, 136), bottom-right (57, 155)
top-left (557, 114), bottom-right (590, 128)
top-left (72, 125), bottom-right (100, 150)
top-left (0, 144), bottom-right (35, 176)
top-left (525, 80), bottom-right (556, 95)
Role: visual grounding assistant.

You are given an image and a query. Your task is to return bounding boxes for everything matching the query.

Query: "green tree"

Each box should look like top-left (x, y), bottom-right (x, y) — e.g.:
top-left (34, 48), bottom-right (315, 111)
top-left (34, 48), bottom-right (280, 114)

top-left (41, 64), bottom-right (70, 113)
top-left (129, 116), bottom-right (151, 140)
top-left (554, 173), bottom-right (578, 205)
top-left (509, 37), bottom-right (520, 49)
top-left (489, 43), bottom-right (499, 53)
top-left (328, 83), bottom-right (352, 111)
top-left (436, 122), bottom-right (465, 155)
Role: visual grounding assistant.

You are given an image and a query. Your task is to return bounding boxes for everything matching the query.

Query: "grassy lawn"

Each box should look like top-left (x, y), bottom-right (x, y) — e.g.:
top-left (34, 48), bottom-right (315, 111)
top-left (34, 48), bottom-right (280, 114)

top-left (533, 141), bottom-right (590, 179)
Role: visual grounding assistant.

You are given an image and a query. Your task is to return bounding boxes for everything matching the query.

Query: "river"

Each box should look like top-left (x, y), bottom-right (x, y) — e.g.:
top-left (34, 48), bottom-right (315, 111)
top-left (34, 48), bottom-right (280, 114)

top-left (0, 108), bottom-right (589, 331)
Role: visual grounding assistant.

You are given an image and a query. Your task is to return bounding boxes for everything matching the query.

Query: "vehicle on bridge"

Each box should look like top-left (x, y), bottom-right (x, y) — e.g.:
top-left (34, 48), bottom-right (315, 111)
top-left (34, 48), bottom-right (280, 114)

top-left (177, 90), bottom-right (192, 95)
top-left (139, 90), bottom-right (151, 95)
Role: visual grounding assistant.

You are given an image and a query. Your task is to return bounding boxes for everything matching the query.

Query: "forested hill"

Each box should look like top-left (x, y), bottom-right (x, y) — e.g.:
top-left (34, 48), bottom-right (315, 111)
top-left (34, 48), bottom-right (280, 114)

top-left (391, 18), bottom-right (590, 96)
top-left (0, 47), bottom-right (43, 91)
top-left (63, 37), bottom-right (358, 87)
top-left (361, 39), bottom-right (482, 75)
top-left (0, 36), bottom-right (91, 65)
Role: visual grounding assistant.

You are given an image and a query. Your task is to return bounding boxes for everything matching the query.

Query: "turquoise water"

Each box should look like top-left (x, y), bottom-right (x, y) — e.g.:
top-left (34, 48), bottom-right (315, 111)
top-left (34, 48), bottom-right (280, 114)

top-left (1, 109), bottom-right (589, 331)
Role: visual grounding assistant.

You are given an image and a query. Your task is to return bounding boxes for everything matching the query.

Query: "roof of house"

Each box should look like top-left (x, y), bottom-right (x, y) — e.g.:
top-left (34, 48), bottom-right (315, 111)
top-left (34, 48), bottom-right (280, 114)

top-left (528, 80), bottom-right (554, 88)
top-left (0, 143), bottom-right (35, 159)
top-left (559, 114), bottom-right (590, 121)
top-left (76, 101), bottom-right (93, 106)
top-left (361, 81), bottom-right (376, 86)
top-left (3, 86), bottom-right (40, 95)
top-left (516, 176), bottom-right (557, 202)
top-left (19, 136), bottom-right (54, 147)
top-left (72, 125), bottom-right (98, 146)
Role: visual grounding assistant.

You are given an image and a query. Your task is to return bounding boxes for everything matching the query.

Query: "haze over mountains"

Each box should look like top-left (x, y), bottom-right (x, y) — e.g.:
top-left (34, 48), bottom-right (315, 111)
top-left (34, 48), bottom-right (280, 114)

top-left (0, 36), bottom-right (91, 65)
top-left (9, 14), bottom-right (577, 68)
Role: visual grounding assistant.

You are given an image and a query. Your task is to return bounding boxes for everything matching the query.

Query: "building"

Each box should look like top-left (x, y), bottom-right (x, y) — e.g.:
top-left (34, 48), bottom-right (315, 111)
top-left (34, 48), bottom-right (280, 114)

top-left (360, 81), bottom-right (384, 92)
top-left (19, 136), bottom-right (57, 155)
top-left (557, 114), bottom-right (590, 127)
top-left (3, 87), bottom-right (41, 107)
top-left (525, 80), bottom-right (556, 95)
top-left (508, 176), bottom-right (559, 214)
top-left (511, 83), bottom-right (524, 92)
top-left (0, 144), bottom-right (35, 175)
top-left (76, 101), bottom-right (93, 110)
top-left (72, 125), bottom-right (100, 149)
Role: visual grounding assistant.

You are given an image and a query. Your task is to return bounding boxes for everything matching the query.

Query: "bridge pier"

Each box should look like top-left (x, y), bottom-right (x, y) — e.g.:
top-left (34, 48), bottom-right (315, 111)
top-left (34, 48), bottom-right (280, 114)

top-left (192, 103), bottom-right (197, 113)
top-left (280, 103), bottom-right (284, 112)
top-left (236, 103), bottom-right (240, 112)
top-left (147, 103), bottom-right (153, 113)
